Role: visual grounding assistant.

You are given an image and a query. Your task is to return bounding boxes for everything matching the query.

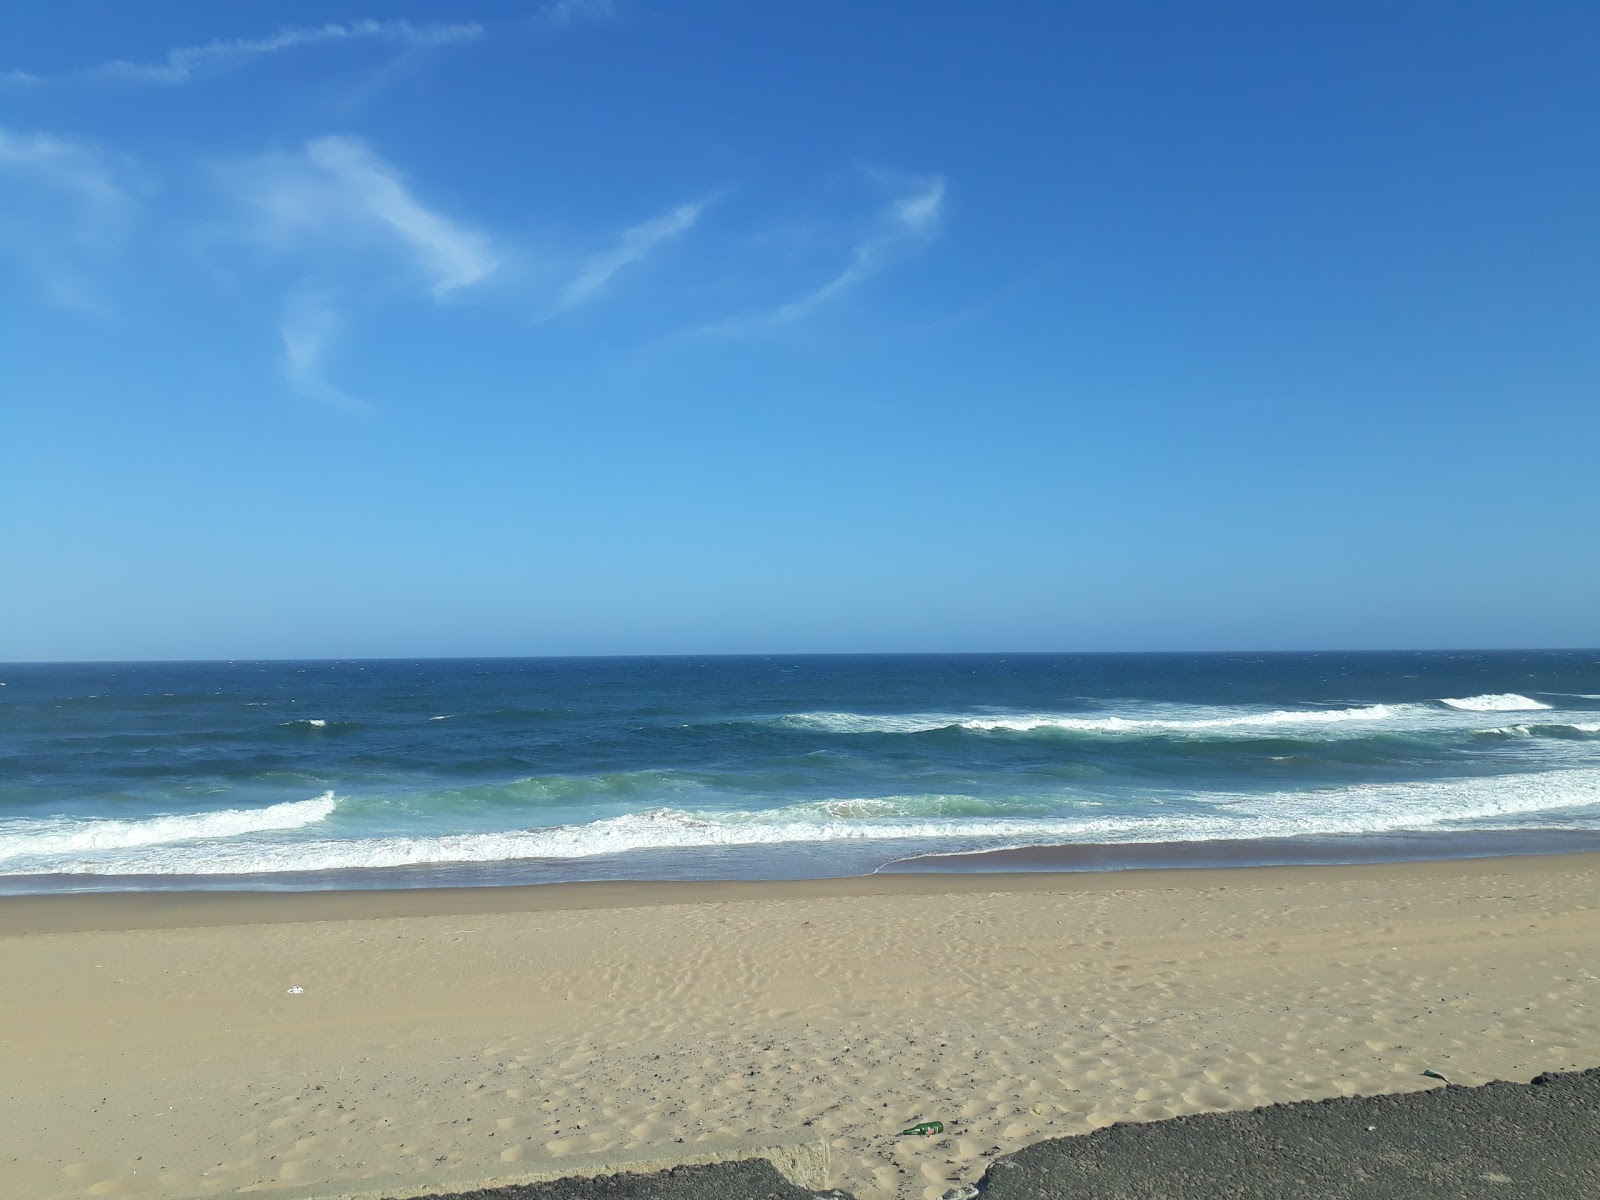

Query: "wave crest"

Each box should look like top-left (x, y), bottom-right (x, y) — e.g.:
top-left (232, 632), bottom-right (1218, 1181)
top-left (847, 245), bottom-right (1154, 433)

top-left (961, 704), bottom-right (1403, 734)
top-left (0, 793), bottom-right (338, 862)
top-left (12, 768), bottom-right (1600, 876)
top-left (1479, 721), bottom-right (1600, 738)
top-left (1438, 693), bottom-right (1552, 712)
top-left (780, 704), bottom-right (1408, 738)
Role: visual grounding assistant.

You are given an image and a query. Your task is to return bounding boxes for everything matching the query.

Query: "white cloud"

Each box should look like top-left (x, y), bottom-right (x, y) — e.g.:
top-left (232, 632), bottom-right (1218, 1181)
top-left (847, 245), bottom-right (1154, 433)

top-left (697, 172), bottom-right (946, 335)
top-left (220, 137), bottom-right (496, 406)
top-left (304, 137), bottom-right (498, 296)
top-left (532, 0), bottom-right (617, 31)
top-left (771, 175), bottom-right (944, 322)
top-left (5, 19), bottom-right (481, 86)
top-left (0, 126), bottom-right (136, 308)
top-left (0, 126), bottom-right (129, 216)
top-left (280, 289), bottom-right (363, 409)
top-left (548, 201), bottom-right (702, 316)
top-left (889, 177), bottom-right (945, 236)
top-left (230, 135), bottom-right (499, 299)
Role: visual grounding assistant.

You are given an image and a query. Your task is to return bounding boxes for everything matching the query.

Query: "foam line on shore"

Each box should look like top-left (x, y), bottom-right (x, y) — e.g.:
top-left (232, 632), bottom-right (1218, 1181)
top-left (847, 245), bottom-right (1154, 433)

top-left (7, 766), bottom-right (1596, 877)
top-left (4, 850), bottom-right (1598, 934)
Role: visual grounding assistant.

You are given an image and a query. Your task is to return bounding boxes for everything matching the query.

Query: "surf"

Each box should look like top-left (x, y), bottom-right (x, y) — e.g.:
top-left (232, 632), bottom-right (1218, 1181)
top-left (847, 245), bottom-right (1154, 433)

top-left (0, 792), bottom-right (338, 863)
top-left (1438, 693), bottom-right (1553, 712)
top-left (12, 767), bottom-right (1599, 877)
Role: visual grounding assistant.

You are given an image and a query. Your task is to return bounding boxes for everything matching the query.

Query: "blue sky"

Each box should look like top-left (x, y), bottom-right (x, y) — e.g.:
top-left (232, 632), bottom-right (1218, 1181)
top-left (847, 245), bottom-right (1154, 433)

top-left (2, 1), bottom-right (1597, 660)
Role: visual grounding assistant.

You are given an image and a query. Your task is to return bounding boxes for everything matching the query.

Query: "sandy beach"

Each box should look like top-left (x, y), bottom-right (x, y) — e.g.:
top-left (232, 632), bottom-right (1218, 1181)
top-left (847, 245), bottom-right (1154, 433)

top-left (3, 854), bottom-right (1597, 1200)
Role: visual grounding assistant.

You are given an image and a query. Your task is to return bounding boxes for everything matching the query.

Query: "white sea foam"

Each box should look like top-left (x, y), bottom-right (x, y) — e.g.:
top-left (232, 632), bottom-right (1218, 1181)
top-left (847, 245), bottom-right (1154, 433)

top-left (782, 694), bottom-right (1594, 738)
top-left (1480, 722), bottom-right (1600, 737)
top-left (776, 711), bottom-right (960, 734)
top-left (10, 769), bottom-right (1599, 877)
top-left (782, 704), bottom-right (1415, 738)
top-left (0, 793), bottom-right (338, 863)
top-left (960, 704), bottom-right (1405, 734)
top-left (1438, 693), bottom-right (1552, 712)
top-left (280, 718), bottom-right (329, 728)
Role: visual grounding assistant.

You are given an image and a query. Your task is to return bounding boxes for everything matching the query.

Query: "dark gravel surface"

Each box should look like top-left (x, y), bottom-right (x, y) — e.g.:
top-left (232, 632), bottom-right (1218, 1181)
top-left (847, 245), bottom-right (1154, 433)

top-left (392, 1068), bottom-right (1599, 1200)
top-left (385, 1158), bottom-right (851, 1200)
top-left (980, 1068), bottom-right (1600, 1199)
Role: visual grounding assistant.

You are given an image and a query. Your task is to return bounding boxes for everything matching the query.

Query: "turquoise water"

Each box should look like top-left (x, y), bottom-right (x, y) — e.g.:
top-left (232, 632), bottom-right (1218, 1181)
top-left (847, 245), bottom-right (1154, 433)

top-left (2, 652), bottom-right (1598, 891)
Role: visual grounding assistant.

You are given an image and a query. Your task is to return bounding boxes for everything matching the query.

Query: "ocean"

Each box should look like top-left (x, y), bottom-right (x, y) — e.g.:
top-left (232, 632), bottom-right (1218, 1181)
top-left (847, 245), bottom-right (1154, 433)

top-left (2, 651), bottom-right (1598, 893)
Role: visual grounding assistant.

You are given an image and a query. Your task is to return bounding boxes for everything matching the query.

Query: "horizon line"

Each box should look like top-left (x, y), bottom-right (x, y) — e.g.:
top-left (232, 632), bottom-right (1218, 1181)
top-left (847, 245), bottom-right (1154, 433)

top-left (3, 646), bottom-right (1595, 667)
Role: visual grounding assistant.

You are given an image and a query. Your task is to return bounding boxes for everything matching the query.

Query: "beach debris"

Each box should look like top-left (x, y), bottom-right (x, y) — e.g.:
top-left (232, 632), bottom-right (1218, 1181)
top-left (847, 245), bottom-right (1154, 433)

top-left (1420, 1069), bottom-right (1448, 1081)
top-left (943, 1187), bottom-right (980, 1200)
top-left (1366, 1125), bottom-right (1378, 1131)
top-left (900, 1120), bottom-right (944, 1136)
top-left (285, 985), bottom-right (305, 994)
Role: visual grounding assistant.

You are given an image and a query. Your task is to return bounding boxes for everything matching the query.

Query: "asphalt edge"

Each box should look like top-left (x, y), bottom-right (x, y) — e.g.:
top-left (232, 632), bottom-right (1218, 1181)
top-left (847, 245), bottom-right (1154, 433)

top-left (187, 1134), bottom-right (830, 1200)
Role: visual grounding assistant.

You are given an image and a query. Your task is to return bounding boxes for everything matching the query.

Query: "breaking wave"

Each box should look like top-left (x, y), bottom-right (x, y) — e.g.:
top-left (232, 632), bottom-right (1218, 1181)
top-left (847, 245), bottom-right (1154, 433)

top-left (0, 793), bottom-right (338, 863)
top-left (780, 704), bottom-right (1417, 738)
top-left (960, 705), bottom-right (1406, 733)
top-left (10, 769), bottom-right (1599, 876)
top-left (1438, 694), bottom-right (1553, 712)
top-left (775, 693), bottom-right (1596, 739)
top-left (1479, 722), bottom-right (1600, 738)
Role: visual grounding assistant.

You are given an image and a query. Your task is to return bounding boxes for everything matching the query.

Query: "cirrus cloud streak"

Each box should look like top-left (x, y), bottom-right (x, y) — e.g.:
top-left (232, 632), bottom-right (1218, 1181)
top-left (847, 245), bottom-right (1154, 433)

top-left (3, 19), bottom-right (481, 87)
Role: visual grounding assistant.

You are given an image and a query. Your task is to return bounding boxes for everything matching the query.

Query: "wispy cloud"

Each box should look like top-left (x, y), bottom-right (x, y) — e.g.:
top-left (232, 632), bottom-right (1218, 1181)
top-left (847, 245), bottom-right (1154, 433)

top-left (5, 19), bottom-right (481, 86)
top-left (230, 135), bottom-right (499, 299)
top-left (304, 137), bottom-right (498, 296)
top-left (0, 127), bottom-right (130, 213)
top-left (220, 136), bottom-right (498, 407)
top-left (546, 201), bottom-right (703, 317)
top-left (695, 171), bottom-right (946, 336)
top-left (0, 126), bottom-right (136, 308)
top-left (531, 0), bottom-right (617, 32)
top-left (280, 289), bottom-right (363, 409)
top-left (770, 174), bottom-right (944, 323)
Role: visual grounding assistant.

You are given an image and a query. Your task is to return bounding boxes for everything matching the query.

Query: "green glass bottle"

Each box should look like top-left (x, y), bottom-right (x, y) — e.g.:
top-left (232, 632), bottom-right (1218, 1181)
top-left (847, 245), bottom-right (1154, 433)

top-left (899, 1120), bottom-right (944, 1136)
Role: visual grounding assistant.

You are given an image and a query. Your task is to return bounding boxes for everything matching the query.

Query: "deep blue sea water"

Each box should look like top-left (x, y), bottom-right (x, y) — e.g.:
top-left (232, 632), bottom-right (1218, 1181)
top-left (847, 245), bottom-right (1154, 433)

top-left (3, 652), bottom-right (1599, 893)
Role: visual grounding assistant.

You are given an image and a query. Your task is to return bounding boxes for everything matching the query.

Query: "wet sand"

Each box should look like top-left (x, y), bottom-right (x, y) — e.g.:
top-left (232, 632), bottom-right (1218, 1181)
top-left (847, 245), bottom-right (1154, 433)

top-left (2, 854), bottom-right (1597, 1199)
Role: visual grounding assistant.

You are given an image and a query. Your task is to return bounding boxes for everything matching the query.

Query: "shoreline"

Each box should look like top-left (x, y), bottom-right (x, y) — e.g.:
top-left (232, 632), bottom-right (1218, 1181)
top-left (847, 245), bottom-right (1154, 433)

top-left (882, 826), bottom-right (1600, 873)
top-left (6, 825), bottom-right (1600, 905)
top-left (4, 852), bottom-right (1597, 1200)
top-left (1, 848), bottom-right (1596, 933)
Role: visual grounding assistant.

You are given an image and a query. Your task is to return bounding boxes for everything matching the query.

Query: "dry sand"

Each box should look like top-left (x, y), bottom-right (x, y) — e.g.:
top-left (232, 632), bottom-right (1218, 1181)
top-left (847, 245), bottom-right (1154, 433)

top-left (2, 855), bottom-right (1597, 1200)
